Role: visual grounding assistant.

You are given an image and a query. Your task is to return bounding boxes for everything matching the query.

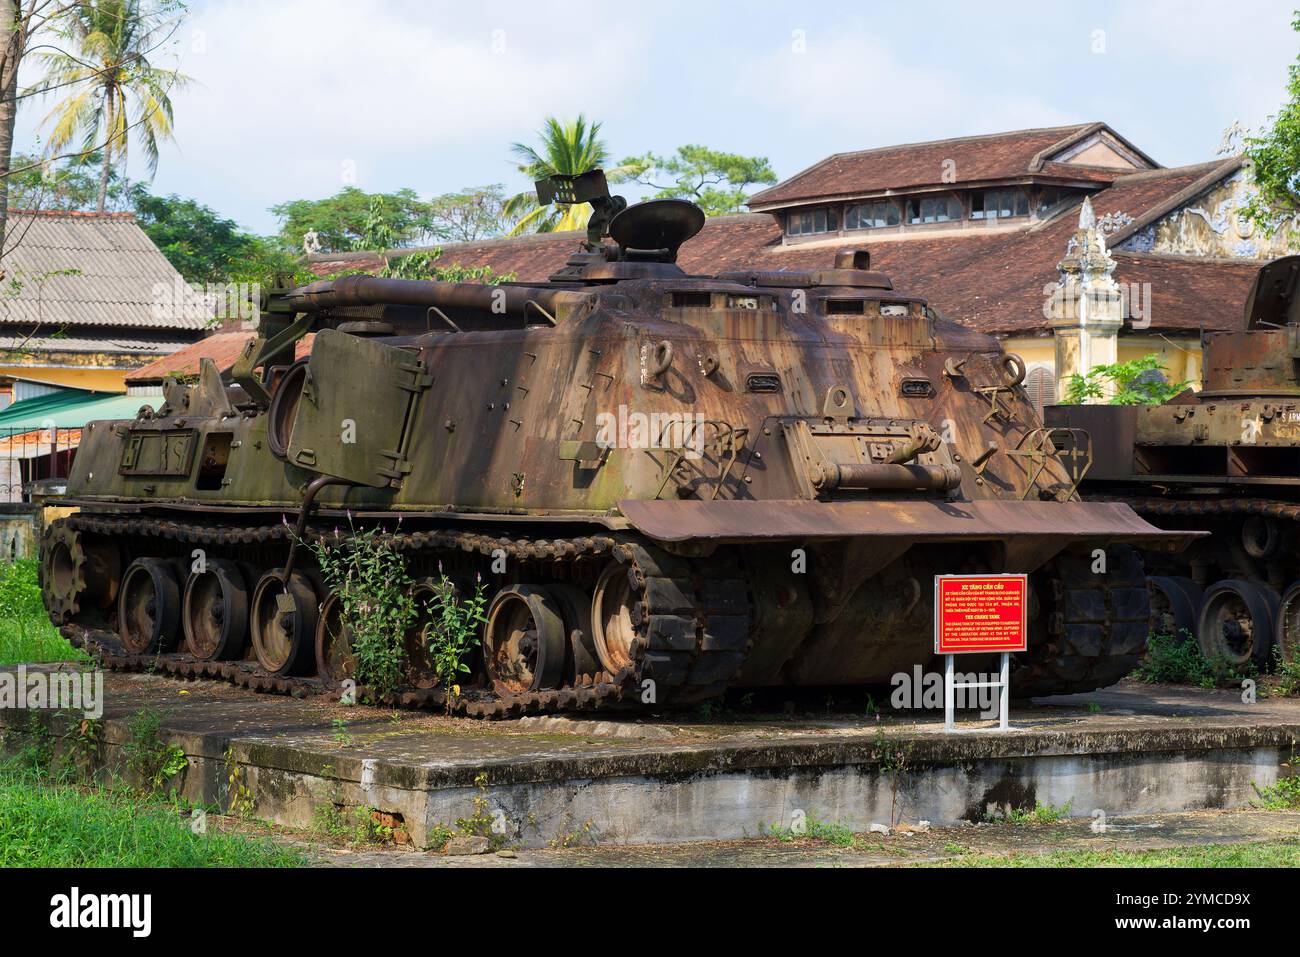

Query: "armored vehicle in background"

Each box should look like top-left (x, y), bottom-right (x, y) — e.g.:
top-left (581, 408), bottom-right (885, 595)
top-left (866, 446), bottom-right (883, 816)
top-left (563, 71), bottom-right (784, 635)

top-left (1048, 256), bottom-right (1300, 672)
top-left (42, 171), bottom-right (1186, 716)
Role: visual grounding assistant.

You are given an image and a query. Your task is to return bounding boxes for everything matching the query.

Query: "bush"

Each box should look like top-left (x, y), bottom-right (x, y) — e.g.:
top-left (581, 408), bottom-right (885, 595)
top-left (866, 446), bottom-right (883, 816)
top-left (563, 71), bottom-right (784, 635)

top-left (308, 522), bottom-right (418, 699)
top-left (1135, 631), bottom-right (1248, 688)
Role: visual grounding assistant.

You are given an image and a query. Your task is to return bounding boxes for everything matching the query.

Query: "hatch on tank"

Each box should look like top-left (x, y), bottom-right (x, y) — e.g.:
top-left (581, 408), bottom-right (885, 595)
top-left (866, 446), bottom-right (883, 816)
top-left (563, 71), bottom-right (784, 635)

top-left (283, 329), bottom-right (431, 488)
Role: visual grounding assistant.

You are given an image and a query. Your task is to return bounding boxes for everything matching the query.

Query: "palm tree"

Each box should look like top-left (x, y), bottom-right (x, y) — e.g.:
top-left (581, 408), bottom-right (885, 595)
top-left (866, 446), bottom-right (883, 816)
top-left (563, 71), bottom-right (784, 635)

top-left (504, 115), bottom-right (634, 235)
top-left (31, 0), bottom-right (189, 212)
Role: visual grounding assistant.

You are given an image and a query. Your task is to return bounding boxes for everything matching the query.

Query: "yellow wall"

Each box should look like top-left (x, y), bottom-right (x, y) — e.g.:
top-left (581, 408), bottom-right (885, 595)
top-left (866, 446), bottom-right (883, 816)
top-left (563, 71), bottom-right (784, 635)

top-left (1002, 335), bottom-right (1203, 390)
top-left (0, 365), bottom-right (127, 393)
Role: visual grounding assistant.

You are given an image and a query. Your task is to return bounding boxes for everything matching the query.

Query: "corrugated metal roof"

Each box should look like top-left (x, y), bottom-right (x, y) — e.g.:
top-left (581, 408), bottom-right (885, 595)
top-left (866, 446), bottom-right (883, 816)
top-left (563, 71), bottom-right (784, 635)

top-left (0, 334), bottom-right (190, 355)
top-left (0, 388), bottom-right (150, 429)
top-left (0, 211), bottom-right (211, 331)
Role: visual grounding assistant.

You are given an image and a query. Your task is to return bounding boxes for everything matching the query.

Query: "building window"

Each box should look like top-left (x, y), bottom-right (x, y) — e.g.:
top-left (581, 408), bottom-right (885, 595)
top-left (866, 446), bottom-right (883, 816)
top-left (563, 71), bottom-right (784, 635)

top-left (1037, 187), bottom-right (1070, 214)
top-left (845, 200), bottom-right (900, 230)
top-left (1025, 366), bottom-right (1055, 416)
top-left (907, 194), bottom-right (962, 224)
top-left (786, 207), bottom-right (838, 236)
top-left (971, 188), bottom-right (1029, 220)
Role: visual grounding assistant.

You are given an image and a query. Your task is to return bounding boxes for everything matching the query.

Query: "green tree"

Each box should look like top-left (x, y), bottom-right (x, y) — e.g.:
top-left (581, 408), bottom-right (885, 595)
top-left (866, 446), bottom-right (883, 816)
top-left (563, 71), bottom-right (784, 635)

top-left (621, 145), bottom-right (777, 216)
top-left (30, 0), bottom-right (190, 212)
top-left (224, 235), bottom-right (312, 288)
top-left (1062, 354), bottom-right (1190, 406)
top-left (428, 184), bottom-right (511, 243)
top-left (270, 186), bottom-right (436, 254)
top-left (4, 150), bottom-right (130, 211)
top-left (1244, 10), bottom-right (1300, 239)
top-left (504, 115), bottom-right (633, 235)
top-left (129, 185), bottom-right (258, 283)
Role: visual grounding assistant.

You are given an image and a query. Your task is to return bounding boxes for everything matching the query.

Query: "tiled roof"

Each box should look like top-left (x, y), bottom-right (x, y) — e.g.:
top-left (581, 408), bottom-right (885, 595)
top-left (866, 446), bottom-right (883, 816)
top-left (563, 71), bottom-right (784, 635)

top-left (124, 331), bottom-right (313, 383)
top-left (0, 211), bottom-right (210, 331)
top-left (0, 333), bottom-right (194, 355)
top-left (747, 124), bottom-right (1153, 208)
top-left (304, 163), bottom-right (1259, 337)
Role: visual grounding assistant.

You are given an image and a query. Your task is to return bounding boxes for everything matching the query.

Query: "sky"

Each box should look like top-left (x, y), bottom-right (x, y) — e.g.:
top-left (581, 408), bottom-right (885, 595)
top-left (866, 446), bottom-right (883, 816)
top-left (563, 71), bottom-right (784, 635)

top-left (13, 0), bottom-right (1300, 237)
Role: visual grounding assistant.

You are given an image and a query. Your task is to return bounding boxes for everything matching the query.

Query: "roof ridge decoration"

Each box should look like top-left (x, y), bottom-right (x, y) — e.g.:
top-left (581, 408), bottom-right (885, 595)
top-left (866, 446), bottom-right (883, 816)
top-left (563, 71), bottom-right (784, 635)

top-left (1101, 157), bottom-right (1245, 248)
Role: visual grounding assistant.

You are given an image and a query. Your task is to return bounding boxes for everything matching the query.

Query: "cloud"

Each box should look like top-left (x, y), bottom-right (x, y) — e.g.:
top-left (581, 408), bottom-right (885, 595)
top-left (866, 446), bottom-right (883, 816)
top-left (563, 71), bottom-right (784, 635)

top-left (31, 0), bottom-right (649, 230)
top-left (730, 28), bottom-right (1075, 150)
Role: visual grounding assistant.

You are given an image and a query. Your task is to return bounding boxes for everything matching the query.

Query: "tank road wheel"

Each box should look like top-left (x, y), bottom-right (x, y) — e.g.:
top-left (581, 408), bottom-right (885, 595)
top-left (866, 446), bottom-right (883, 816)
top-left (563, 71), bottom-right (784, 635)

top-left (314, 592), bottom-right (356, 688)
top-left (401, 578), bottom-right (467, 690)
top-left (1013, 544), bottom-right (1150, 697)
top-left (548, 582), bottom-right (601, 683)
top-left (41, 521), bottom-right (120, 624)
top-left (482, 585), bottom-right (565, 695)
top-left (591, 563), bottom-right (637, 675)
top-left (1276, 581), bottom-right (1300, 664)
top-left (1148, 576), bottom-right (1202, 643)
top-left (1197, 580), bottom-right (1279, 670)
top-left (183, 560), bottom-right (249, 661)
top-left (117, 558), bottom-right (182, 655)
top-left (250, 571), bottom-right (320, 676)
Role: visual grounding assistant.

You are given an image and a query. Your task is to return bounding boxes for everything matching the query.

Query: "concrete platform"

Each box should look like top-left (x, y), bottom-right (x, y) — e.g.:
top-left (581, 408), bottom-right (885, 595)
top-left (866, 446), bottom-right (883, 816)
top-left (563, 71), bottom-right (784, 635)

top-left (2, 664), bottom-right (1298, 849)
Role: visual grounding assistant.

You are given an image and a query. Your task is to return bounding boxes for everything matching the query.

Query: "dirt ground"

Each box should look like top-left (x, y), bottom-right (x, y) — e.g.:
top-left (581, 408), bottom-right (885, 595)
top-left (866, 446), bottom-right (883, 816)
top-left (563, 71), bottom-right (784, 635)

top-left (228, 806), bottom-right (1300, 868)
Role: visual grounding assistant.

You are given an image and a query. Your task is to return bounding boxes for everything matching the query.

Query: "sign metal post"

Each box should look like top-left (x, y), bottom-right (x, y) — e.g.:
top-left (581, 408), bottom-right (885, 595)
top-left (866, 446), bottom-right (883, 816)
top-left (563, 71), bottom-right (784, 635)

top-left (934, 574), bottom-right (1027, 733)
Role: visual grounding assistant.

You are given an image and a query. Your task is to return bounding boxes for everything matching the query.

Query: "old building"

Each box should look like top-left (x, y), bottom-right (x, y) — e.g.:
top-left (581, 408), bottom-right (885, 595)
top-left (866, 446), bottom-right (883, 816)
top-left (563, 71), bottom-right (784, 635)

top-left (310, 122), bottom-right (1282, 411)
top-left (0, 209), bottom-right (210, 507)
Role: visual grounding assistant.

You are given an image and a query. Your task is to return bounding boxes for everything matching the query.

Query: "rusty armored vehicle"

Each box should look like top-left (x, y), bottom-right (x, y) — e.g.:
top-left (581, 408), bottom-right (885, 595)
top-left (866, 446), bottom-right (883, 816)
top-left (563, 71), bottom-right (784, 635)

top-left (1047, 256), bottom-right (1300, 672)
top-left (41, 172), bottom-right (1186, 716)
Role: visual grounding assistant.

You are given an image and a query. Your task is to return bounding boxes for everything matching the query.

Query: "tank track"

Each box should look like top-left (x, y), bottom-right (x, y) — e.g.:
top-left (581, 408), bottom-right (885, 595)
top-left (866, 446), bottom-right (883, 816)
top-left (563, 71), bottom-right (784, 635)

top-left (1118, 497), bottom-right (1300, 522)
top-left (54, 513), bottom-right (753, 719)
top-left (1013, 543), bottom-right (1149, 696)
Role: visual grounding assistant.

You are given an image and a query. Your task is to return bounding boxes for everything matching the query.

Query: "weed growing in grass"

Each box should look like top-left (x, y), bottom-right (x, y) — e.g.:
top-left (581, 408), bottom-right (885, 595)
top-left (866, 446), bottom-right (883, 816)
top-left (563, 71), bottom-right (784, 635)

top-left (547, 813), bottom-right (598, 849)
top-left (223, 747), bottom-right (255, 819)
top-left (1253, 754), bottom-right (1300, 809)
top-left (422, 572), bottom-right (487, 712)
top-left (1274, 645), bottom-right (1300, 696)
top-left (1136, 631), bottom-right (1250, 688)
top-left (124, 709), bottom-right (188, 792)
top-left (424, 772), bottom-right (518, 852)
top-left (331, 718), bottom-right (353, 748)
top-left (873, 728), bottom-right (913, 826)
top-left (456, 771), bottom-right (510, 850)
top-left (307, 521), bottom-right (419, 700)
top-left (985, 800), bottom-right (1073, 824)
top-left (55, 711), bottom-right (101, 780)
top-left (312, 803), bottom-right (396, 845)
top-left (764, 817), bottom-right (858, 847)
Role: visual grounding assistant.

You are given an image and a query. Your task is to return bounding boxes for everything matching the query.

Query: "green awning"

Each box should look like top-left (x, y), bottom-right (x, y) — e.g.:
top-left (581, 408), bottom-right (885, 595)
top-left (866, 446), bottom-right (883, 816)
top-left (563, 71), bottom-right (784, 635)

top-left (0, 389), bottom-right (152, 430)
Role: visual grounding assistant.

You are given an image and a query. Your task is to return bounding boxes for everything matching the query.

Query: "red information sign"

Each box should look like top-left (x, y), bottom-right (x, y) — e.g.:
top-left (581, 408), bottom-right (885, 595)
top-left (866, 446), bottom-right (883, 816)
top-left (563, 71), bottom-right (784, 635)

top-left (934, 574), bottom-right (1028, 654)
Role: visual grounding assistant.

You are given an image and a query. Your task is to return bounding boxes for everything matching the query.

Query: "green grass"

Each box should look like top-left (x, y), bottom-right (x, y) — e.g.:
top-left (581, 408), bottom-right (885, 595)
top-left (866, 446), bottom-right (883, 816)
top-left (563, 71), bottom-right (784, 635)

top-left (764, 817), bottom-right (859, 847)
top-left (0, 763), bottom-right (303, 867)
top-left (0, 560), bottom-right (86, 665)
top-left (985, 801), bottom-right (1073, 825)
top-left (1252, 769), bottom-right (1300, 809)
top-left (1135, 630), bottom-right (1247, 688)
top-left (934, 838), bottom-right (1300, 867)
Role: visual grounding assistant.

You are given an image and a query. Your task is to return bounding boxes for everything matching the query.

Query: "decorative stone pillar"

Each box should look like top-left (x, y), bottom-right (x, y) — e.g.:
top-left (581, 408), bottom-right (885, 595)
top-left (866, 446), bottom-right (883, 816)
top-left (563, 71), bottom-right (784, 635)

top-left (1048, 197), bottom-right (1125, 402)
